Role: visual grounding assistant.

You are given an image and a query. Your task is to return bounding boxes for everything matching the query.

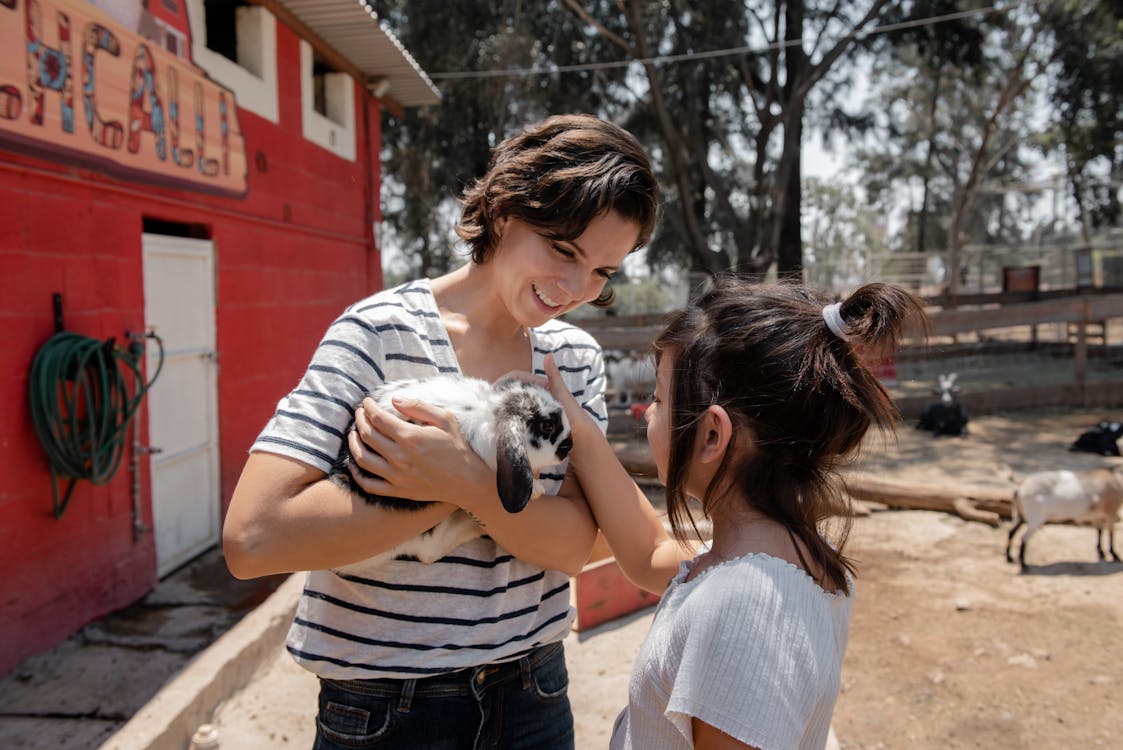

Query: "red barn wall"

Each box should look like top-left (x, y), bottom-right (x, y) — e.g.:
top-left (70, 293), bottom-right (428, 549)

top-left (0, 18), bottom-right (384, 674)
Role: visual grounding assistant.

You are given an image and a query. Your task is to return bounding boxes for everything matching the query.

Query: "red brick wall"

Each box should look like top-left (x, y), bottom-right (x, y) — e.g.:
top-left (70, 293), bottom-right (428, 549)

top-left (0, 20), bottom-right (384, 675)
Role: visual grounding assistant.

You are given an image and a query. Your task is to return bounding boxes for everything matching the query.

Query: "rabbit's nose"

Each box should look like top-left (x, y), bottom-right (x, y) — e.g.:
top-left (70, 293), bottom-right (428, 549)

top-left (556, 436), bottom-right (573, 460)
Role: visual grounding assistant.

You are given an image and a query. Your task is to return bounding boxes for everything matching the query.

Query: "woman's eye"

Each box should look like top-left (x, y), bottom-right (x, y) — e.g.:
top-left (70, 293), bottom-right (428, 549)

top-left (552, 244), bottom-right (575, 259)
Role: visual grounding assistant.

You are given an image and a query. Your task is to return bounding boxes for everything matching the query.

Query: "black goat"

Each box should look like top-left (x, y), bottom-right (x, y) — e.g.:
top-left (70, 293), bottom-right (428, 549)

top-left (1069, 421), bottom-right (1123, 457)
top-left (916, 373), bottom-right (969, 437)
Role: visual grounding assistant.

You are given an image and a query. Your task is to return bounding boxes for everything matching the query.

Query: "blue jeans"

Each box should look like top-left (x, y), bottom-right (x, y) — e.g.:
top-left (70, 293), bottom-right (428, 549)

top-left (312, 642), bottom-right (574, 750)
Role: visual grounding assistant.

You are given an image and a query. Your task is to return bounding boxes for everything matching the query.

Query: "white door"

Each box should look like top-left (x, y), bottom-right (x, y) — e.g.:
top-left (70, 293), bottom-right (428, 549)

top-left (142, 233), bottom-right (221, 577)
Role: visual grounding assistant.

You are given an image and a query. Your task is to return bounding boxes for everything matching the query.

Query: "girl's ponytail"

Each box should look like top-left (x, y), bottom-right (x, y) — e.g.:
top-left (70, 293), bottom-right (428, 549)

top-left (655, 276), bottom-right (927, 595)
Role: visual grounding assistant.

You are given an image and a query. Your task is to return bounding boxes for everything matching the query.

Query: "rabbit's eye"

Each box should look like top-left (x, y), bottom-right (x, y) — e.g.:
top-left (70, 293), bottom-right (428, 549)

top-left (535, 417), bottom-right (556, 438)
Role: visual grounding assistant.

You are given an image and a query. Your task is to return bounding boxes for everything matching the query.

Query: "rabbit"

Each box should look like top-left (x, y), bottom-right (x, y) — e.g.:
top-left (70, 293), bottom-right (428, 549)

top-left (328, 374), bottom-right (573, 572)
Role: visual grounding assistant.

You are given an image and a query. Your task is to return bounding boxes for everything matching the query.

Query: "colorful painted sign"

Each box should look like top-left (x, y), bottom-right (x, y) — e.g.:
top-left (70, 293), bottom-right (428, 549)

top-left (1, 0), bottom-right (247, 196)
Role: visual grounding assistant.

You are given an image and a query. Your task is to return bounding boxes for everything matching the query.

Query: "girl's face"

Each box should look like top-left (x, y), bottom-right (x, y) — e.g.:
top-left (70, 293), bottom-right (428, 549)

top-left (645, 352), bottom-right (674, 486)
top-left (491, 211), bottom-right (640, 327)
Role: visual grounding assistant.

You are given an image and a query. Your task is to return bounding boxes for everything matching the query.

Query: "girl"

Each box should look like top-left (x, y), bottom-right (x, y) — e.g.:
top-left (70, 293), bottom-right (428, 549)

top-left (542, 276), bottom-right (926, 749)
top-left (222, 114), bottom-right (659, 749)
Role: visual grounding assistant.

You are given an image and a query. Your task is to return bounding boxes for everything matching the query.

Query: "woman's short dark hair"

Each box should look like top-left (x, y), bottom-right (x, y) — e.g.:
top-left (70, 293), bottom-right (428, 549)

top-left (654, 276), bottom-right (927, 594)
top-left (456, 114), bottom-right (660, 307)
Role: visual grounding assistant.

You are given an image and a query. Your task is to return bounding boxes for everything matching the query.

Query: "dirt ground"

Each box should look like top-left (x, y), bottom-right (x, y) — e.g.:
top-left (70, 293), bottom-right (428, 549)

top-left (565, 407), bottom-right (1123, 749)
top-left (209, 406), bottom-right (1123, 749)
top-left (829, 407), bottom-right (1123, 750)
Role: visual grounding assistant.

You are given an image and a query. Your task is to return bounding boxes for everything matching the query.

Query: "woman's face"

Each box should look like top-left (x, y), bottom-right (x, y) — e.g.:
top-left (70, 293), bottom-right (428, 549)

top-left (645, 352), bottom-right (674, 486)
top-left (490, 210), bottom-right (640, 327)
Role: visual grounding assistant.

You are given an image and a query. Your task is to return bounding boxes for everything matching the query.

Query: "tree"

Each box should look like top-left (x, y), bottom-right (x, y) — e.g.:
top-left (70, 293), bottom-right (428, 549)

top-left (373, 0), bottom-right (629, 277)
top-left (854, 0), bottom-right (988, 257)
top-left (802, 178), bottom-right (889, 290)
top-left (563, 0), bottom-right (894, 277)
top-left (852, 1), bottom-right (1046, 298)
top-left (944, 5), bottom-right (1046, 299)
top-left (1039, 0), bottom-right (1123, 233)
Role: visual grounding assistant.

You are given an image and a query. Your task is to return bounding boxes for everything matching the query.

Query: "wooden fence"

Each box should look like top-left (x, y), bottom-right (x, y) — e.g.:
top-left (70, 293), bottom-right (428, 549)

top-left (574, 291), bottom-right (1123, 415)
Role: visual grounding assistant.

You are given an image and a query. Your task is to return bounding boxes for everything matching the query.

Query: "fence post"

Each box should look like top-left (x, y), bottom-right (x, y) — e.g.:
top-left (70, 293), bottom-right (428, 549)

top-left (1075, 299), bottom-right (1089, 406)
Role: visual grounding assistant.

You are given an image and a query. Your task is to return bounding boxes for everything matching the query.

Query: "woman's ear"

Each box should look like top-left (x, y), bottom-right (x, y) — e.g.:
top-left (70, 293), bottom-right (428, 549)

top-left (694, 404), bottom-right (733, 465)
top-left (493, 215), bottom-right (508, 239)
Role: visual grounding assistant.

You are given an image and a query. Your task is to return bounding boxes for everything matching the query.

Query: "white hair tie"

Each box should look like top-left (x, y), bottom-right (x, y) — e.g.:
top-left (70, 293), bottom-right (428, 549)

top-left (822, 302), bottom-right (852, 342)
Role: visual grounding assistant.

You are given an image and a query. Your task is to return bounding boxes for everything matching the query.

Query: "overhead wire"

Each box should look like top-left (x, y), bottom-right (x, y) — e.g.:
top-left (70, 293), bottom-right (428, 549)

top-left (427, 6), bottom-right (1000, 81)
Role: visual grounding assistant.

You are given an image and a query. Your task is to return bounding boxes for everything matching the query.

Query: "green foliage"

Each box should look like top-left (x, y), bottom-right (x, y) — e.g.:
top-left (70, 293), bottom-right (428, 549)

top-left (1039, 0), bottom-right (1123, 228)
top-left (372, 0), bottom-right (629, 277)
top-left (851, 1), bottom-right (1043, 256)
top-left (374, 0), bottom-right (895, 279)
top-left (802, 178), bottom-right (890, 288)
top-left (371, 1), bottom-right (1120, 286)
top-left (574, 1), bottom-right (897, 277)
top-left (609, 278), bottom-right (673, 316)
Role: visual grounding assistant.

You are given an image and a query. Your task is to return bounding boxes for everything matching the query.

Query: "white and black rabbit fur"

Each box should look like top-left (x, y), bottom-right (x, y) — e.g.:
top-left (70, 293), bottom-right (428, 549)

top-left (329, 374), bottom-right (573, 572)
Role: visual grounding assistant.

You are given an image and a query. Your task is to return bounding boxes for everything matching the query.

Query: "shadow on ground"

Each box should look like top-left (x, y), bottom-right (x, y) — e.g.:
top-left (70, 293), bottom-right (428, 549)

top-left (0, 548), bottom-right (284, 750)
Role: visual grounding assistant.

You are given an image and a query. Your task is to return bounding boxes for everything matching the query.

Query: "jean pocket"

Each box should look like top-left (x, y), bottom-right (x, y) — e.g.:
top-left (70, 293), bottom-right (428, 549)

top-left (315, 686), bottom-right (396, 748)
top-left (528, 648), bottom-right (570, 702)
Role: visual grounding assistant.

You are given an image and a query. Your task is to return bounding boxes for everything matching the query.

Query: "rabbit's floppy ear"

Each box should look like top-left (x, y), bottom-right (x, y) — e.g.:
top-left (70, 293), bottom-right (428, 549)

top-left (494, 415), bottom-right (535, 513)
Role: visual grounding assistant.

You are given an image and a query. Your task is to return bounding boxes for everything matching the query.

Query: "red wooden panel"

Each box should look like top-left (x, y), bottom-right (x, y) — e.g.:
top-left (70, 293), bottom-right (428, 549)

top-left (573, 557), bottom-right (659, 632)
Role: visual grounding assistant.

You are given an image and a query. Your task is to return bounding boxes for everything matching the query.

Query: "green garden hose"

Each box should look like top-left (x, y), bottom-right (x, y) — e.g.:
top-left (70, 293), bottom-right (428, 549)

top-left (28, 330), bottom-right (164, 518)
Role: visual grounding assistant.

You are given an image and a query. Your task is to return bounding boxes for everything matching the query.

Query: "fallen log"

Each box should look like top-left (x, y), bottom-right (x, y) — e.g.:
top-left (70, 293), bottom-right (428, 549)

top-left (842, 472), bottom-right (1013, 525)
top-left (611, 441), bottom-right (1017, 526)
top-left (951, 497), bottom-right (1002, 527)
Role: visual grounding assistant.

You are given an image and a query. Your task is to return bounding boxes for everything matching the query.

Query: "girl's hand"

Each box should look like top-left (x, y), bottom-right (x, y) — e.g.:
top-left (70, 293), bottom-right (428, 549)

top-left (542, 354), bottom-right (602, 443)
top-left (347, 397), bottom-right (492, 507)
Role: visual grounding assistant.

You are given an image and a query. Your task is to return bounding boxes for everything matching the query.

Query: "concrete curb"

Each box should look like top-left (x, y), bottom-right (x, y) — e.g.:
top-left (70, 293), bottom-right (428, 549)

top-left (99, 573), bottom-right (303, 750)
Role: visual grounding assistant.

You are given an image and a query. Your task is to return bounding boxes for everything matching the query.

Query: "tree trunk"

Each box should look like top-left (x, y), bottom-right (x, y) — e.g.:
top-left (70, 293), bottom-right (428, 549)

top-left (918, 67), bottom-right (942, 256)
top-left (737, 111), bottom-right (777, 273)
top-left (773, 0), bottom-right (806, 278)
top-left (776, 112), bottom-right (804, 278)
top-left (621, 1), bottom-right (714, 273)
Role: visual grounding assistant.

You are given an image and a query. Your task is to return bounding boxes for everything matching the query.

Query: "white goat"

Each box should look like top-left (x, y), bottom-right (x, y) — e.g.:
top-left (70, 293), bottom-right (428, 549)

top-left (1005, 468), bottom-right (1123, 570)
top-left (604, 350), bottom-right (656, 407)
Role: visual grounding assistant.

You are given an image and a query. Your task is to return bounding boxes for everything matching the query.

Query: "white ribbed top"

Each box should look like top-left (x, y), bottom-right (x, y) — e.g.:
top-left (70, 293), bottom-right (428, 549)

top-left (611, 553), bottom-right (853, 750)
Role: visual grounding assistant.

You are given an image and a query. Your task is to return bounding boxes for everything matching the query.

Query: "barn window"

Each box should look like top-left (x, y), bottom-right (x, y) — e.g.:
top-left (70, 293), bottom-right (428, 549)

top-left (300, 41), bottom-right (356, 161)
top-left (187, 0), bottom-right (278, 122)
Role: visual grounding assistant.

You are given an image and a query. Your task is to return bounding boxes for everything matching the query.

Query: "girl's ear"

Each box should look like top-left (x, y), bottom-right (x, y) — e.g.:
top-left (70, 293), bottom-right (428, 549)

top-left (695, 404), bottom-right (733, 465)
top-left (493, 215), bottom-right (508, 238)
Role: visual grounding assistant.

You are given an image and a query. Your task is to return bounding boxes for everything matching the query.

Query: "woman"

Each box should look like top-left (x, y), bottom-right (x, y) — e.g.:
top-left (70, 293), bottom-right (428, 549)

top-left (222, 113), bottom-right (660, 749)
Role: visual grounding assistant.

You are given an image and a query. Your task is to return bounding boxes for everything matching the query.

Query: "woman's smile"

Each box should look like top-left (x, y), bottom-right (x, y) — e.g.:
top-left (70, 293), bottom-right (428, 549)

top-left (532, 283), bottom-right (566, 310)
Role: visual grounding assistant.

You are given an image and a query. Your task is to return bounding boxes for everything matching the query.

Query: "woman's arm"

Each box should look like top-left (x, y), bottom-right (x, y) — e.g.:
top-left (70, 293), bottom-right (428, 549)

top-left (348, 397), bottom-right (598, 576)
top-left (543, 356), bottom-right (690, 594)
top-left (222, 452), bottom-right (457, 579)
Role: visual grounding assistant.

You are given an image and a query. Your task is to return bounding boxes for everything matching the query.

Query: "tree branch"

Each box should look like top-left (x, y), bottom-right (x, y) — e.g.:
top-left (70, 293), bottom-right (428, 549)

top-left (798, 0), bottom-right (892, 102)
top-left (560, 0), bottom-right (634, 54)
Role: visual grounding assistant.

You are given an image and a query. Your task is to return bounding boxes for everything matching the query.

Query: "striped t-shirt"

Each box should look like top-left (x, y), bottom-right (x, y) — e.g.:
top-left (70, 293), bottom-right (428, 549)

top-left (251, 278), bottom-right (609, 679)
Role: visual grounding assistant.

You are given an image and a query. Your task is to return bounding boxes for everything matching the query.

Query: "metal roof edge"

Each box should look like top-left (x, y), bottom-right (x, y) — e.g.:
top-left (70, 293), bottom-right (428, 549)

top-left (276, 0), bottom-right (441, 107)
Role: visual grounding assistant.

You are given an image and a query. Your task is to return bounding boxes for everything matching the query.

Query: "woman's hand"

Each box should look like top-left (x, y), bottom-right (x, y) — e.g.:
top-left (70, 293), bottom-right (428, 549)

top-left (349, 386), bottom-right (597, 574)
top-left (347, 397), bottom-right (494, 507)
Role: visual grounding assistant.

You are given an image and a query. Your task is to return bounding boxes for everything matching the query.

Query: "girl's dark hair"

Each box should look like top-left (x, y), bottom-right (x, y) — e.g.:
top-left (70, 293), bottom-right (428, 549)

top-left (456, 114), bottom-right (660, 307)
top-left (654, 275), bottom-right (927, 594)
